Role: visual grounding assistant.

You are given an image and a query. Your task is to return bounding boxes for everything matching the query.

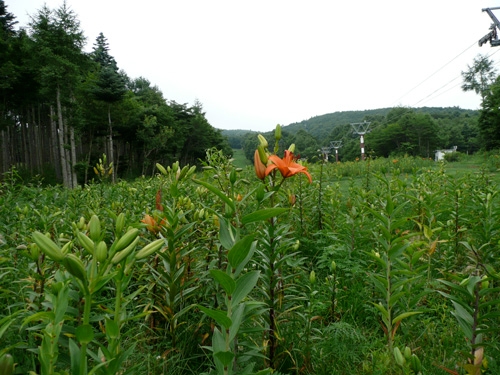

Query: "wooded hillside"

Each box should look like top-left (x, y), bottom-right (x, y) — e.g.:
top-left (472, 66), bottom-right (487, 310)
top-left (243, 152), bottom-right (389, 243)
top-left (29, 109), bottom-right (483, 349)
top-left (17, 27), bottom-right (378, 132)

top-left (226, 106), bottom-right (480, 162)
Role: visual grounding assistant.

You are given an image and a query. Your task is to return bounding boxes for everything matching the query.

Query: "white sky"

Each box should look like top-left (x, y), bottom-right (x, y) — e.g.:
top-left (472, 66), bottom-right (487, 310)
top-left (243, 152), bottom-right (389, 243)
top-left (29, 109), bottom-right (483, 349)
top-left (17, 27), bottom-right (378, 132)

top-left (8, 1), bottom-right (500, 132)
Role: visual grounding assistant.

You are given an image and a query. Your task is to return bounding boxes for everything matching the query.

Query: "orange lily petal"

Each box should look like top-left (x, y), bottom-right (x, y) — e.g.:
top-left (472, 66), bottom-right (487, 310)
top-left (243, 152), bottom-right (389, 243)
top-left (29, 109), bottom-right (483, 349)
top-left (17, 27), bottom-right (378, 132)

top-left (254, 149), bottom-right (267, 180)
top-left (265, 151), bottom-right (312, 183)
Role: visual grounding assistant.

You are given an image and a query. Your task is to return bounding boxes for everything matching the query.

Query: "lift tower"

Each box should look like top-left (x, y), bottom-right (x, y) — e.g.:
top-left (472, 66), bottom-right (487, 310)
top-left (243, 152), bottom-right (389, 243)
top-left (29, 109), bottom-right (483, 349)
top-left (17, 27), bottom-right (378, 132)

top-left (479, 7), bottom-right (500, 47)
top-left (350, 121), bottom-right (371, 160)
top-left (330, 141), bottom-right (342, 162)
top-left (320, 147), bottom-right (331, 162)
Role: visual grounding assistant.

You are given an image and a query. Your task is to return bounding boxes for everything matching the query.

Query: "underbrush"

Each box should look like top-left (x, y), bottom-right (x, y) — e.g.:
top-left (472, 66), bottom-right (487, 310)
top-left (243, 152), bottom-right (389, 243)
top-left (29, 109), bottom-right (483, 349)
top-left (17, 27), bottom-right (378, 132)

top-left (1, 150), bottom-right (499, 375)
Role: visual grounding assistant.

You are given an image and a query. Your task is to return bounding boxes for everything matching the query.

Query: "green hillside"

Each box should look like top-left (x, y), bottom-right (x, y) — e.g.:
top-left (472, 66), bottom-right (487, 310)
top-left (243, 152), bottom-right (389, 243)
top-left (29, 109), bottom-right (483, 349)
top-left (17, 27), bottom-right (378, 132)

top-left (222, 106), bottom-right (480, 162)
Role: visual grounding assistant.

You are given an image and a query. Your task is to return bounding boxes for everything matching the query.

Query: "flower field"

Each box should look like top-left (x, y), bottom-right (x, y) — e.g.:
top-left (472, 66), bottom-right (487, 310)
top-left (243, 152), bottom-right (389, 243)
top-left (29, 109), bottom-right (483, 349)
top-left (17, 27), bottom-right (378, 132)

top-left (1, 141), bottom-right (500, 375)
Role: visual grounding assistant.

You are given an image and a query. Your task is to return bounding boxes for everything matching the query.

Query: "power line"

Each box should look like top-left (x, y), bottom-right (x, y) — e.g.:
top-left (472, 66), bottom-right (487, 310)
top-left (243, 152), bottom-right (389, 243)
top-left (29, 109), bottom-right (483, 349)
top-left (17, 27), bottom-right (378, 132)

top-left (413, 48), bottom-right (500, 107)
top-left (391, 41), bottom-right (478, 106)
top-left (326, 43), bottom-right (500, 149)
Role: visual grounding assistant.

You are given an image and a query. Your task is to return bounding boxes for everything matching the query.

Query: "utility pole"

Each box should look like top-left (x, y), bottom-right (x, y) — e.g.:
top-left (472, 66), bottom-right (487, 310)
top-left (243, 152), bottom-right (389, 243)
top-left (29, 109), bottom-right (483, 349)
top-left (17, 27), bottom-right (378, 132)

top-left (330, 141), bottom-right (342, 162)
top-left (350, 121), bottom-right (371, 160)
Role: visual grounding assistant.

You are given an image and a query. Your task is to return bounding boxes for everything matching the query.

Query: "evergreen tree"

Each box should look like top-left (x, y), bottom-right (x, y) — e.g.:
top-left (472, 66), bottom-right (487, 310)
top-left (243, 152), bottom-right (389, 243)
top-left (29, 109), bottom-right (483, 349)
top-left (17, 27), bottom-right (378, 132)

top-left (89, 32), bottom-right (126, 182)
top-left (29, 1), bottom-right (88, 187)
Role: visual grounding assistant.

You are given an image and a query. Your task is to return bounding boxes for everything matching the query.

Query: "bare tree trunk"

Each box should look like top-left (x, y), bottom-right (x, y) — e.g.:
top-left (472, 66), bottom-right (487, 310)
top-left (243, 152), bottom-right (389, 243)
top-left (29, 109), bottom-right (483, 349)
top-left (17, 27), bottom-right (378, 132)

top-left (63, 119), bottom-right (72, 186)
top-left (70, 125), bottom-right (78, 187)
top-left (32, 105), bottom-right (42, 172)
top-left (56, 87), bottom-right (70, 187)
top-left (50, 106), bottom-right (61, 181)
top-left (107, 104), bottom-right (115, 183)
top-left (85, 133), bottom-right (93, 185)
top-left (20, 111), bottom-right (29, 172)
top-left (0, 128), bottom-right (9, 175)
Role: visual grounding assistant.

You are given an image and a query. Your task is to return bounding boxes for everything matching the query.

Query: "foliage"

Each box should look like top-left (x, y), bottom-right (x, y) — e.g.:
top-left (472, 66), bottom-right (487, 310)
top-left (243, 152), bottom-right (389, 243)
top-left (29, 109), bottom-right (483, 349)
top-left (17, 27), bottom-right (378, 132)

top-left (1, 145), bottom-right (500, 375)
top-left (0, 3), bottom-right (232, 183)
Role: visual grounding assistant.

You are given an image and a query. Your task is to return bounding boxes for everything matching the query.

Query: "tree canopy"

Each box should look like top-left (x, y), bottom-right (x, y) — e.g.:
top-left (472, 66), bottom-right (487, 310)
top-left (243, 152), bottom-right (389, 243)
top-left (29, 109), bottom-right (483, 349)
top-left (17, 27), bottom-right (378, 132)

top-left (0, 0), bottom-right (231, 184)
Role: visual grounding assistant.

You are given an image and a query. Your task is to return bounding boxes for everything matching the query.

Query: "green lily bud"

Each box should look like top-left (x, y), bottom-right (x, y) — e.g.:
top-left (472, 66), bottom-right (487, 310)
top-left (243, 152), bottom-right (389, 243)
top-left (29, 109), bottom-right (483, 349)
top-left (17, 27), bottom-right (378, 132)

top-left (257, 145), bottom-right (268, 165)
top-left (288, 143), bottom-right (296, 153)
top-left (229, 169), bottom-right (237, 185)
top-left (331, 260), bottom-right (337, 272)
top-left (0, 353), bottom-right (14, 375)
top-left (89, 215), bottom-right (101, 242)
top-left (275, 124), bottom-right (282, 141)
top-left (258, 134), bottom-right (268, 148)
top-left (393, 347), bottom-right (405, 367)
top-left (482, 275), bottom-right (489, 289)
top-left (404, 346), bottom-right (412, 360)
top-left (156, 163), bottom-right (168, 175)
top-left (309, 270), bottom-right (316, 284)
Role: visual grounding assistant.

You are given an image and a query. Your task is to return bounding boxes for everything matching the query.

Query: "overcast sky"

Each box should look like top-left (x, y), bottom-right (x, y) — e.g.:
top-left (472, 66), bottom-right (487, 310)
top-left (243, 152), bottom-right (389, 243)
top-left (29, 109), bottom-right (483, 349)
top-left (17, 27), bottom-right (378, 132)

top-left (8, 1), bottom-right (500, 132)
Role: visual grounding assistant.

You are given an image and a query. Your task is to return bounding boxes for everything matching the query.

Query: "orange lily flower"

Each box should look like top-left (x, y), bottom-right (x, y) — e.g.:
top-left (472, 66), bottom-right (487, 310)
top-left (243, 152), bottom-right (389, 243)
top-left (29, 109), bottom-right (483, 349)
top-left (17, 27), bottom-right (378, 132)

top-left (265, 150), bottom-right (312, 183)
top-left (141, 214), bottom-right (167, 235)
top-left (254, 149), bottom-right (267, 180)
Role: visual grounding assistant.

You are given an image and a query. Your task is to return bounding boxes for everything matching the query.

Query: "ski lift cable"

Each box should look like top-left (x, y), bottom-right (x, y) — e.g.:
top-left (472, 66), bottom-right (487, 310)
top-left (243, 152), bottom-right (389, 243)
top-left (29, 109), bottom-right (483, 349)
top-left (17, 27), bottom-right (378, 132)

top-left (413, 48), bottom-right (500, 107)
top-left (391, 41), bottom-right (477, 106)
top-left (328, 47), bottom-right (500, 146)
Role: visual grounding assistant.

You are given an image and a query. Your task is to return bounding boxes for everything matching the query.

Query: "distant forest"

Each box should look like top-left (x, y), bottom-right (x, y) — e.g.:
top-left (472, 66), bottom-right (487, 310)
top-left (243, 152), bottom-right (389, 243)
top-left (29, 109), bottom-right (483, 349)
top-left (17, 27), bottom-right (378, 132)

top-left (224, 107), bottom-right (481, 162)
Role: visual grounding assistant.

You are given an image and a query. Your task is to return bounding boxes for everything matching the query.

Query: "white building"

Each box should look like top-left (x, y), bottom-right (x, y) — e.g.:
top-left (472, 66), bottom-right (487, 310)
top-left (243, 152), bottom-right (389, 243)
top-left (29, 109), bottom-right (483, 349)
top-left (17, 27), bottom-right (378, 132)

top-left (435, 146), bottom-right (457, 161)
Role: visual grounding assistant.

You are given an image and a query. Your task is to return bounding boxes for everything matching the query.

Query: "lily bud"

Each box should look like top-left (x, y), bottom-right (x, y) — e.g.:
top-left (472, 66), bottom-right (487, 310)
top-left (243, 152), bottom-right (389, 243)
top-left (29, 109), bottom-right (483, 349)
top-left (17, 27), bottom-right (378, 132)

top-left (258, 134), bottom-right (268, 148)
top-left (156, 163), bottom-right (168, 175)
top-left (309, 270), bottom-right (316, 284)
top-left (275, 124), bottom-right (282, 141)
top-left (257, 145), bottom-right (268, 164)
top-left (288, 143), bottom-right (296, 153)
top-left (482, 275), bottom-right (489, 289)
top-left (254, 149), bottom-right (267, 180)
top-left (229, 169), bottom-right (237, 185)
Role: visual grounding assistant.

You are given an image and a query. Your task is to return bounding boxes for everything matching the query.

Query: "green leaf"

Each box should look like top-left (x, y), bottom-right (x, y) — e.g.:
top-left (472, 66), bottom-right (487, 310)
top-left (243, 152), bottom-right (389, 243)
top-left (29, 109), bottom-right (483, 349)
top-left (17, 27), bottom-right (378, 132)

top-left (465, 276), bottom-right (481, 297)
top-left (69, 338), bottom-right (81, 375)
top-left (210, 269), bottom-right (236, 295)
top-left (75, 324), bottom-right (94, 345)
top-left (0, 318), bottom-right (15, 340)
top-left (105, 319), bottom-right (119, 340)
top-left (389, 291), bottom-right (407, 307)
top-left (451, 300), bottom-right (473, 340)
top-left (228, 235), bottom-right (255, 270)
top-left (198, 305), bottom-right (232, 329)
top-left (372, 302), bottom-right (389, 320)
top-left (212, 327), bottom-right (225, 352)
top-left (241, 208), bottom-right (289, 224)
top-left (219, 217), bottom-right (237, 250)
top-left (392, 311), bottom-right (422, 324)
top-left (388, 242), bottom-right (409, 261)
top-left (214, 350), bottom-right (235, 367)
top-left (193, 179), bottom-right (235, 212)
top-left (232, 271), bottom-right (260, 305)
top-left (228, 304), bottom-right (245, 342)
top-left (385, 194), bottom-right (394, 215)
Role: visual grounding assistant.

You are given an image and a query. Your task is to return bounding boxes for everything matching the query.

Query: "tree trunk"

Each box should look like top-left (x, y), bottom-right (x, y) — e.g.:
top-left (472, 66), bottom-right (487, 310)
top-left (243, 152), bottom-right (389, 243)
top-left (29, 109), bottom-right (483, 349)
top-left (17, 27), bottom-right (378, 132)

top-left (0, 128), bottom-right (9, 175)
top-left (50, 105), bottom-right (61, 181)
top-left (32, 105), bottom-right (42, 173)
top-left (70, 125), bottom-right (78, 187)
top-left (107, 104), bottom-right (115, 183)
top-left (21, 111), bottom-right (29, 172)
top-left (56, 86), bottom-right (70, 187)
